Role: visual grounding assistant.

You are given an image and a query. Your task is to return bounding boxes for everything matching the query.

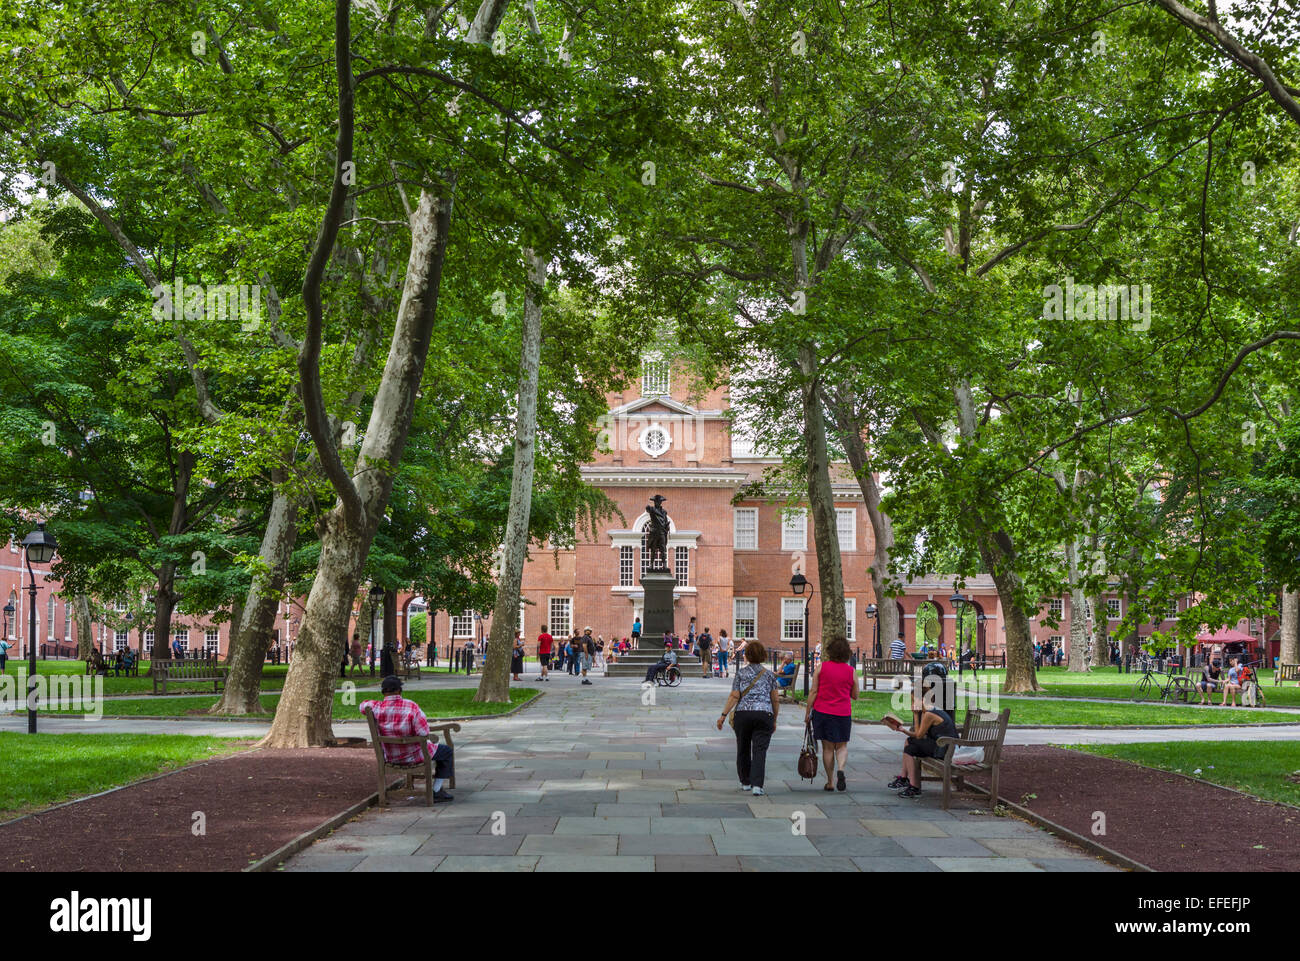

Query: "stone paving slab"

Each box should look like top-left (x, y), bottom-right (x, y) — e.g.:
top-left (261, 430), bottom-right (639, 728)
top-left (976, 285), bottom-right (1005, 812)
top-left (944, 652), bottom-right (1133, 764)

top-left (282, 679), bottom-right (1120, 872)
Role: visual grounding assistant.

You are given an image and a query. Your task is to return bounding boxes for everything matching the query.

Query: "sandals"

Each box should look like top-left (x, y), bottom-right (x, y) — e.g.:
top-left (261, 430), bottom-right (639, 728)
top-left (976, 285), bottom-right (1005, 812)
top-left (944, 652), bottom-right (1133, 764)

top-left (837, 771), bottom-right (847, 792)
top-left (823, 782), bottom-right (835, 792)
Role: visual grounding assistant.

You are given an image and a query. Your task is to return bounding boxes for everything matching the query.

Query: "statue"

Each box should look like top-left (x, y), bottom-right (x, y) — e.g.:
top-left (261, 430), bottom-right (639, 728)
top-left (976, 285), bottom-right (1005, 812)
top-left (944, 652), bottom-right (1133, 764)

top-left (643, 495), bottom-right (671, 572)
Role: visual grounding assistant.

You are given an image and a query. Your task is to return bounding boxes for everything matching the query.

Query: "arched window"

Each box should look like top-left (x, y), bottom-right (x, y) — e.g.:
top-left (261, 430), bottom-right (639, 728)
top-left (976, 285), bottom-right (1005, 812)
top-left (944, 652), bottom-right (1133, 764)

top-left (6, 591), bottom-right (17, 639)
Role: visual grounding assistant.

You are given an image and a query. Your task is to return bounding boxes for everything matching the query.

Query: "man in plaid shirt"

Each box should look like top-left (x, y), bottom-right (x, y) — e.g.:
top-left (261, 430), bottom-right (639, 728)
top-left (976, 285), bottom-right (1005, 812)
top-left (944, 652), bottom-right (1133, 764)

top-left (361, 676), bottom-right (455, 802)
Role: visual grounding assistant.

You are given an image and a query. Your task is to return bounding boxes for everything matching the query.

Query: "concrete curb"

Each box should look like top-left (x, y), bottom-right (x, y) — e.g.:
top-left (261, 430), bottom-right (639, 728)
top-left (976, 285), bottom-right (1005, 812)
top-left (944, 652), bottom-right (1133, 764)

top-left (977, 789), bottom-right (1155, 873)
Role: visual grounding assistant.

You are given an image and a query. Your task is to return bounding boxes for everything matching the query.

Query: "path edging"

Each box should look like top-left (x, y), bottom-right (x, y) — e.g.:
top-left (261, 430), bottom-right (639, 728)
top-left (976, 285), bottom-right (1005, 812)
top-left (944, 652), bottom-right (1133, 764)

top-left (245, 780), bottom-right (402, 873)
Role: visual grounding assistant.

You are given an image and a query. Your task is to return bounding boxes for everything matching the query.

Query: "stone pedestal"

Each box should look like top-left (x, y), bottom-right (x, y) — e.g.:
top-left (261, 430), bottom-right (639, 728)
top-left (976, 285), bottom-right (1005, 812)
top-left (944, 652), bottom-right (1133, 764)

top-left (639, 570), bottom-right (676, 646)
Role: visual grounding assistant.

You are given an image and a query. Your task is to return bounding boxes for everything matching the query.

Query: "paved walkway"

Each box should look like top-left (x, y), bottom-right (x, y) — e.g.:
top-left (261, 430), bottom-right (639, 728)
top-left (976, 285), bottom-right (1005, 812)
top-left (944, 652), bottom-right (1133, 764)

top-left (279, 676), bottom-right (1120, 872)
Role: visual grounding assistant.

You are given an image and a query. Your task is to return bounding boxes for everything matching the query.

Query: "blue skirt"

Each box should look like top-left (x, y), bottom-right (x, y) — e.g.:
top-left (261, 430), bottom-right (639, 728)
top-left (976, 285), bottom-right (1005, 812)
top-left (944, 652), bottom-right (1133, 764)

top-left (811, 710), bottom-right (852, 743)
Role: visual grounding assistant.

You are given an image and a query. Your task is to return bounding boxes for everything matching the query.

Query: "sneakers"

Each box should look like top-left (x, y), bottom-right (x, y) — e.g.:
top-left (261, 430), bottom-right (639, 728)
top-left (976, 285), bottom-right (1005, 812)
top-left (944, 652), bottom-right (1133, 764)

top-left (897, 785), bottom-right (922, 799)
top-left (887, 775), bottom-right (908, 790)
top-left (581, 679), bottom-right (593, 685)
top-left (534, 676), bottom-right (544, 681)
top-left (739, 783), bottom-right (751, 791)
top-left (432, 790), bottom-right (454, 803)
top-left (751, 787), bottom-right (765, 796)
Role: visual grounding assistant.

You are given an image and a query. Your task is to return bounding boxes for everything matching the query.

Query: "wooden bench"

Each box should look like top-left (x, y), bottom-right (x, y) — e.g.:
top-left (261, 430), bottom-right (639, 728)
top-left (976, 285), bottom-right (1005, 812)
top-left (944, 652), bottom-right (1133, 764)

top-left (364, 711), bottom-right (461, 806)
top-left (85, 651), bottom-right (109, 676)
top-left (1275, 663), bottom-right (1300, 687)
top-left (860, 657), bottom-right (914, 690)
top-left (151, 658), bottom-right (229, 695)
top-left (918, 707), bottom-right (1011, 810)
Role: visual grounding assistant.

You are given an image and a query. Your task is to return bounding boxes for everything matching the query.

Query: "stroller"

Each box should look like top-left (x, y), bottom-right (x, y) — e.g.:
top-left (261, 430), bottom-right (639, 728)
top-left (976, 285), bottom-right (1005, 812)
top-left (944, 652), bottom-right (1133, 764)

top-left (1239, 661), bottom-right (1267, 707)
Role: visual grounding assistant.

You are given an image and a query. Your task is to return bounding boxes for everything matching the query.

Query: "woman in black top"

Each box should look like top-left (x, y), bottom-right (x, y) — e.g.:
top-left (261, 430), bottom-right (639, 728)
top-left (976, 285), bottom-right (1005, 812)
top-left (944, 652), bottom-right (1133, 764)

top-left (884, 693), bottom-right (958, 799)
top-left (510, 632), bottom-right (526, 681)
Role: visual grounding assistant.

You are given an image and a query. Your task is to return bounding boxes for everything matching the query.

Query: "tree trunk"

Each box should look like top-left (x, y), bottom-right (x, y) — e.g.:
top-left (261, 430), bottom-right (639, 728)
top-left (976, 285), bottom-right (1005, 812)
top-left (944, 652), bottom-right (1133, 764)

top-left (1281, 589), bottom-right (1299, 666)
top-left (1065, 540), bottom-right (1088, 672)
top-left (476, 249), bottom-right (544, 703)
top-left (209, 479), bottom-right (299, 715)
top-left (1088, 591), bottom-right (1108, 670)
top-left (797, 343), bottom-right (846, 641)
top-left (261, 514), bottom-right (369, 747)
top-left (150, 571), bottom-right (176, 664)
top-left (74, 595), bottom-right (94, 659)
top-left (263, 185), bottom-right (455, 747)
top-left (829, 399), bottom-right (899, 652)
top-left (976, 531), bottom-right (1041, 692)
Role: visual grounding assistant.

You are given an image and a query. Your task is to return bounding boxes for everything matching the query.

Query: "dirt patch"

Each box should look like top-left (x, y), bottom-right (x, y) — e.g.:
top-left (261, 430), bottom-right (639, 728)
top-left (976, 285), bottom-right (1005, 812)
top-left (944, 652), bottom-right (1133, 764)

top-left (0, 748), bottom-right (377, 872)
top-left (977, 746), bottom-right (1300, 871)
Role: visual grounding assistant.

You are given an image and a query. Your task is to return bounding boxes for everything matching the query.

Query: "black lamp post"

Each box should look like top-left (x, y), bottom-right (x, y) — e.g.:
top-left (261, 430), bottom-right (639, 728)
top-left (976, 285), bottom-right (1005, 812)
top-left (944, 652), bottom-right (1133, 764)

top-left (368, 584), bottom-right (384, 676)
top-left (950, 591), bottom-right (968, 671)
top-left (22, 523), bottom-right (58, 734)
top-left (976, 612), bottom-right (987, 671)
top-left (865, 603), bottom-right (880, 660)
top-left (790, 571), bottom-right (814, 697)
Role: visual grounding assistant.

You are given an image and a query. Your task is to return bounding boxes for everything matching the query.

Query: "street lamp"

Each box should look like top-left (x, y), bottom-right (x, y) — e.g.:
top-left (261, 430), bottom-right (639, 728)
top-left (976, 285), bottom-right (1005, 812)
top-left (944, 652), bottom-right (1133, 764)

top-left (950, 591), bottom-right (968, 671)
top-left (790, 571), bottom-right (814, 697)
top-left (3, 599), bottom-right (14, 651)
top-left (22, 523), bottom-right (58, 734)
top-left (865, 603), bottom-right (880, 660)
top-left (976, 612), bottom-right (987, 671)
top-left (368, 584), bottom-right (384, 676)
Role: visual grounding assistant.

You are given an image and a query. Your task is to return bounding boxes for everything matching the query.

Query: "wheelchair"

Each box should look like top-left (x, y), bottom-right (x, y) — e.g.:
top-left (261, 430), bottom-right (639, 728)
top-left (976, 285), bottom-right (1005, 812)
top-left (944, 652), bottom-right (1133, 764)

top-left (651, 663), bottom-right (682, 687)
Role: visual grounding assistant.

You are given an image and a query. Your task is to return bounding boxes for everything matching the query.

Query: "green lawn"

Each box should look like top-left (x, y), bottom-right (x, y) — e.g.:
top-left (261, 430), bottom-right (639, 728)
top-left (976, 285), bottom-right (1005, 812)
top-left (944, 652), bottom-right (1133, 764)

top-left (28, 685), bottom-right (540, 719)
top-left (0, 660), bottom-right (294, 696)
top-left (794, 688), bottom-right (1297, 727)
top-left (1071, 741), bottom-right (1300, 808)
top-left (0, 733), bottom-right (252, 820)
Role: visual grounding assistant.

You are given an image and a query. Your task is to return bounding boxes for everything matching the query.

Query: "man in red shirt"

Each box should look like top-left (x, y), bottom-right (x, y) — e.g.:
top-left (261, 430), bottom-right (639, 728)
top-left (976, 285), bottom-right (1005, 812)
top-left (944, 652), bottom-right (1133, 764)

top-left (535, 624), bottom-right (553, 682)
top-left (360, 676), bottom-right (454, 802)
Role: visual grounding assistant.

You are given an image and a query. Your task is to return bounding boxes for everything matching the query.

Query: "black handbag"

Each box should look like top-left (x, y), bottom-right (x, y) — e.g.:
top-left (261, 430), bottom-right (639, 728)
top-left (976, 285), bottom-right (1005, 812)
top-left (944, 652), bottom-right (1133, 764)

top-left (797, 720), bottom-right (819, 781)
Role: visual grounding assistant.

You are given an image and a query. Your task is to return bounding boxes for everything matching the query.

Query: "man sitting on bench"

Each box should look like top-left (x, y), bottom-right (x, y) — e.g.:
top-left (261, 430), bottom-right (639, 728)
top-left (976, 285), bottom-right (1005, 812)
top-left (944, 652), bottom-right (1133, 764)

top-left (644, 641), bottom-right (678, 684)
top-left (774, 651), bottom-right (797, 693)
top-left (360, 676), bottom-right (455, 803)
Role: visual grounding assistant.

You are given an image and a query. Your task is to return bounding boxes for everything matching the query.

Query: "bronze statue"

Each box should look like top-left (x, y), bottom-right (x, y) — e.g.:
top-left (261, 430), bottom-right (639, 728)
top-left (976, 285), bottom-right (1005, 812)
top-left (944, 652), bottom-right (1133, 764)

top-left (644, 495), bottom-right (671, 571)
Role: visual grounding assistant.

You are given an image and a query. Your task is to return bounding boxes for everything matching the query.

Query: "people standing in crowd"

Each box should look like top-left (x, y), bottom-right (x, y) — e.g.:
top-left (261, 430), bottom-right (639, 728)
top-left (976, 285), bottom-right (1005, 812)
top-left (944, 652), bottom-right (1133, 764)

top-left (595, 634), bottom-right (606, 672)
top-left (535, 623), bottom-right (553, 681)
top-left (687, 617), bottom-right (697, 652)
top-left (716, 640), bottom-right (780, 797)
top-left (717, 630), bottom-right (732, 677)
top-left (349, 633), bottom-right (363, 676)
top-left (735, 637), bottom-right (747, 666)
top-left (511, 631), bottom-right (526, 682)
top-left (805, 636), bottom-right (858, 792)
top-left (632, 616), bottom-right (642, 648)
top-left (698, 626), bottom-right (714, 677)
top-left (889, 633), bottom-right (907, 659)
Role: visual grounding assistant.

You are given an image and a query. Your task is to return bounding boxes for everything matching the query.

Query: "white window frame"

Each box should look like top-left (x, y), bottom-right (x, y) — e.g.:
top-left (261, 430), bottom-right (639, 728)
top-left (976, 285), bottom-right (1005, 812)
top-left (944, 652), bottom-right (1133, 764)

top-left (836, 508), bottom-right (856, 553)
top-left (782, 598), bottom-right (805, 641)
top-left (47, 596), bottom-right (55, 639)
top-left (114, 630), bottom-right (128, 652)
top-left (144, 628), bottom-right (155, 646)
top-left (641, 356), bottom-right (670, 396)
top-left (114, 598), bottom-right (128, 613)
top-left (172, 628), bottom-right (189, 651)
top-left (548, 597), bottom-right (572, 638)
top-left (451, 610), bottom-right (475, 639)
top-left (844, 598), bottom-right (855, 641)
top-left (5, 592), bottom-right (15, 639)
top-left (733, 598), bottom-right (757, 640)
top-left (1049, 635), bottom-right (1064, 648)
top-left (733, 508), bottom-right (758, 550)
top-left (205, 628), bottom-right (220, 655)
top-left (619, 545), bottom-right (634, 587)
top-left (674, 546), bottom-right (689, 587)
top-left (1047, 598), bottom-right (1063, 620)
top-left (781, 509), bottom-right (807, 551)
top-left (1106, 598), bottom-right (1121, 619)
top-left (1165, 600), bottom-right (1179, 620)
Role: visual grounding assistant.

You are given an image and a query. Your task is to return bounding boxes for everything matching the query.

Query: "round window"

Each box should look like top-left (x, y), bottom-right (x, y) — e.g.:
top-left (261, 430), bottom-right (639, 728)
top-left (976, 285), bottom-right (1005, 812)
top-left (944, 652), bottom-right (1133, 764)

top-left (639, 424), bottom-right (671, 457)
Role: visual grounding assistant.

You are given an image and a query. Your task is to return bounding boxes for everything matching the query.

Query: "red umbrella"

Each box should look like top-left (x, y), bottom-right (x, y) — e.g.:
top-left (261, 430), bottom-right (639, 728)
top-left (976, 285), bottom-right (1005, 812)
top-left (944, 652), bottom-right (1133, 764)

top-left (1194, 627), bottom-right (1255, 644)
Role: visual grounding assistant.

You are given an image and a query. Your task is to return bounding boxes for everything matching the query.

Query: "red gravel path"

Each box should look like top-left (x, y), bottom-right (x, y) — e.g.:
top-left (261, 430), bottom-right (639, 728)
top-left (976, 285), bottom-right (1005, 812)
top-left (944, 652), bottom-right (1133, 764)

top-left (987, 746), bottom-right (1300, 871)
top-left (0, 748), bottom-right (377, 872)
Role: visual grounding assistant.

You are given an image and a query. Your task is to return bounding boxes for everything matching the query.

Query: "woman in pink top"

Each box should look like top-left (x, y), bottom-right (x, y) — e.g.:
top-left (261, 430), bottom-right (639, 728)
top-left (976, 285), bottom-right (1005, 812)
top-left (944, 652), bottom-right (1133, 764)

top-left (804, 635), bottom-right (859, 792)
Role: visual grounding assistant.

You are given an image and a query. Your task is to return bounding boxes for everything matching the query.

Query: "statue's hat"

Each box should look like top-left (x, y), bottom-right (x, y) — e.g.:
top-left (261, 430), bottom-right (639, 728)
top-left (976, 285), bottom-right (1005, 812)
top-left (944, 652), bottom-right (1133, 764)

top-left (651, 494), bottom-right (667, 505)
